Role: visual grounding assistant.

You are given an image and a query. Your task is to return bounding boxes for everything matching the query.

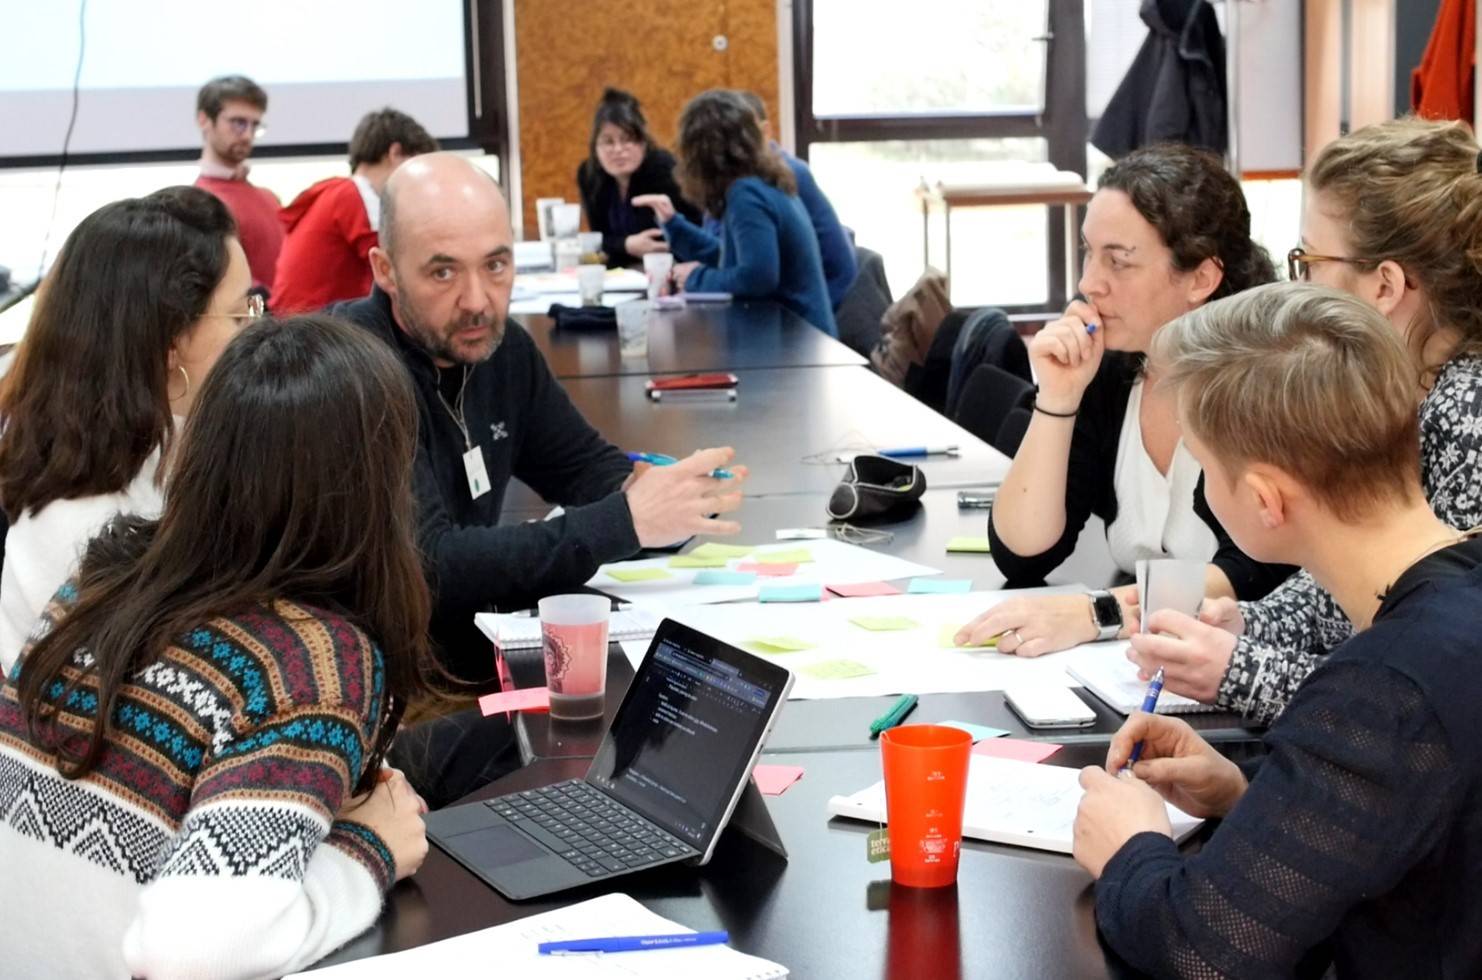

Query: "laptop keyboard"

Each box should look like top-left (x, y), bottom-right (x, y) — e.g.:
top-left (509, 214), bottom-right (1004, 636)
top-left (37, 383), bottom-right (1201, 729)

top-left (486, 779), bottom-right (696, 878)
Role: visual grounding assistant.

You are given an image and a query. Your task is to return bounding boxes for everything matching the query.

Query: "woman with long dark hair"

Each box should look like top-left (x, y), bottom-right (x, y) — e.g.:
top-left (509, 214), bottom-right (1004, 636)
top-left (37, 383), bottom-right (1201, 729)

top-left (0, 315), bottom-right (435, 978)
top-left (575, 87), bottom-right (700, 267)
top-left (0, 186), bottom-right (254, 677)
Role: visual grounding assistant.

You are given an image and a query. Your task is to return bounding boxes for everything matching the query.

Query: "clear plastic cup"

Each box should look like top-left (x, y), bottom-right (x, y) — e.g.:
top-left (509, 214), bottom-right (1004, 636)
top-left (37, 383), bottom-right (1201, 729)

top-left (538, 594), bottom-right (610, 720)
top-left (615, 300), bottom-right (650, 358)
top-left (880, 724), bottom-right (973, 887)
top-left (643, 251), bottom-right (674, 299)
top-left (576, 264), bottom-right (605, 306)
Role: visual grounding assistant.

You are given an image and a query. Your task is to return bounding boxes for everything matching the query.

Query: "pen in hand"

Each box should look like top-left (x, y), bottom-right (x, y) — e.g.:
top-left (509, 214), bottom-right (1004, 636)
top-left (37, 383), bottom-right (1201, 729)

top-left (627, 451), bottom-right (734, 480)
top-left (1121, 666), bottom-right (1164, 774)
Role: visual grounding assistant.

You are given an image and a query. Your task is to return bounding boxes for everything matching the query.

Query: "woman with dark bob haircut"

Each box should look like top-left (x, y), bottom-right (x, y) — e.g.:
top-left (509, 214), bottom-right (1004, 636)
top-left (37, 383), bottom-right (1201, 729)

top-left (954, 143), bottom-right (1286, 656)
top-left (0, 186), bottom-right (256, 678)
top-left (644, 88), bottom-right (836, 337)
top-left (575, 87), bottom-right (700, 267)
top-left (0, 314), bottom-right (437, 978)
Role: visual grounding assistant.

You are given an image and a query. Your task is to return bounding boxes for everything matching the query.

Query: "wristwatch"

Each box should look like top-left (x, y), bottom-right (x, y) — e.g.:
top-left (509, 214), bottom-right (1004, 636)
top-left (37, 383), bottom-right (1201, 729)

top-left (1087, 589), bottom-right (1123, 642)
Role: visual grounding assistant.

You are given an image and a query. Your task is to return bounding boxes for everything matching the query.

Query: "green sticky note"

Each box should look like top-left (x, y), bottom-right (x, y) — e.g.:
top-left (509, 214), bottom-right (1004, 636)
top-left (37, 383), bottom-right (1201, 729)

top-left (802, 659), bottom-right (877, 680)
top-left (849, 615), bottom-right (920, 632)
top-left (756, 548), bottom-right (814, 565)
top-left (945, 536), bottom-right (992, 554)
top-left (867, 827), bottom-right (891, 863)
top-left (607, 567), bottom-right (673, 583)
top-left (668, 554), bottom-right (731, 569)
top-left (939, 624), bottom-right (997, 649)
top-left (689, 542), bottom-right (755, 560)
top-left (746, 636), bottom-right (817, 653)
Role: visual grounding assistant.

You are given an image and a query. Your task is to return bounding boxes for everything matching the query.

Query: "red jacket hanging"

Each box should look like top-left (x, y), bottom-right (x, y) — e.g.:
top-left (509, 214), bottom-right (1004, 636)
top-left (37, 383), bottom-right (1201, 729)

top-left (1412, 0), bottom-right (1476, 123)
top-left (273, 177), bottom-right (380, 313)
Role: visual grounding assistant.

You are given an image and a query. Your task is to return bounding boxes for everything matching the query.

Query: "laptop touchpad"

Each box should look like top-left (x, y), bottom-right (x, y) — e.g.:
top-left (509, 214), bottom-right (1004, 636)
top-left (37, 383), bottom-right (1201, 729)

top-left (455, 825), bottom-right (551, 867)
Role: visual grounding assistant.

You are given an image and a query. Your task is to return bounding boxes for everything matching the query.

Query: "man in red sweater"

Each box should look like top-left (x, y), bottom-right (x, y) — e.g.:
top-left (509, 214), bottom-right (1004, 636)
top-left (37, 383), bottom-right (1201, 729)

top-left (273, 109), bottom-right (439, 313)
top-left (193, 76), bottom-right (283, 293)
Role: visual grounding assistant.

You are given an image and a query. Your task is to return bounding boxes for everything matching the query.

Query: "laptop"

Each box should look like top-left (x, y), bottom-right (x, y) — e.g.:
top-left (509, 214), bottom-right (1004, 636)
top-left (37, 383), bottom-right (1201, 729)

top-left (426, 618), bottom-right (794, 900)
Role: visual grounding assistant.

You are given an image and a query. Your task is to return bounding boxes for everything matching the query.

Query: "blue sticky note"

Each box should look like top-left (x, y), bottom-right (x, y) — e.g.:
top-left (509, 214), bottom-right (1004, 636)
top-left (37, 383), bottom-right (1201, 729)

top-left (939, 719), bottom-right (1010, 742)
top-left (759, 584), bottom-right (824, 603)
top-left (694, 570), bottom-right (758, 586)
top-left (907, 577), bottom-right (972, 594)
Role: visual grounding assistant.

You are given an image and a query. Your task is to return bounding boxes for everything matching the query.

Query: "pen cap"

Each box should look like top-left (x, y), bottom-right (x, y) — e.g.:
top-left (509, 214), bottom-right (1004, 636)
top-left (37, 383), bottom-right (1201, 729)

top-left (880, 725), bottom-right (972, 888)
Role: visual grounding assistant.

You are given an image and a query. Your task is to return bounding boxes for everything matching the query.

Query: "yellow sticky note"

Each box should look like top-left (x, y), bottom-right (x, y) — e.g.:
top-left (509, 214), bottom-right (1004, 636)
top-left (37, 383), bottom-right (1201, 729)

top-left (607, 567), bottom-right (674, 583)
top-left (689, 542), bottom-right (756, 560)
top-left (746, 636), bottom-right (817, 654)
top-left (849, 616), bottom-right (920, 632)
top-left (755, 548), bottom-right (814, 565)
top-left (939, 624), bottom-right (997, 649)
top-left (802, 659), bottom-right (877, 680)
top-left (668, 554), bottom-right (731, 569)
top-left (945, 536), bottom-right (992, 554)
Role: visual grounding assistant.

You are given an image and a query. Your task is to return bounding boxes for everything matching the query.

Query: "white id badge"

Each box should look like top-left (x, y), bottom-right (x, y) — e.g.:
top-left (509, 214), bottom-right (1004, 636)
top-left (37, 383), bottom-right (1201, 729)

top-left (462, 446), bottom-right (491, 499)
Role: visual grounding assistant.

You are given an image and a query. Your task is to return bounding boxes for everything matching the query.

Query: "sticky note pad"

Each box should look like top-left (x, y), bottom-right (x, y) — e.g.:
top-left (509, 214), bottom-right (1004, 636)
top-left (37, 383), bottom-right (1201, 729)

top-left (939, 719), bottom-right (1010, 742)
top-left (849, 615), bottom-right (920, 632)
top-left (939, 624), bottom-right (997, 649)
top-left (759, 584), bottom-right (823, 603)
top-left (908, 577), bottom-right (972, 594)
top-left (802, 659), bottom-right (877, 680)
top-left (607, 567), bottom-right (673, 583)
top-left (478, 686), bottom-right (550, 717)
top-left (668, 554), bottom-right (731, 569)
top-left (689, 542), bottom-right (755, 560)
top-left (972, 738), bottom-right (1062, 763)
top-left (746, 636), bottom-right (817, 653)
top-left (737, 561), bottom-right (798, 577)
top-left (694, 569), bottom-right (758, 586)
top-left (753, 764), bottom-right (805, 796)
top-left (827, 581), bottom-right (903, 598)
top-left (755, 548), bottom-right (814, 565)
top-left (945, 536), bottom-right (992, 554)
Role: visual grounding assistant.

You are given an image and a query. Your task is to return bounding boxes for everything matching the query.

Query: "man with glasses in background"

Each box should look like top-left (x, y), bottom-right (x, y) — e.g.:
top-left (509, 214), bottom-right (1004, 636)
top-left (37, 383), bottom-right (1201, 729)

top-left (194, 75), bottom-right (284, 293)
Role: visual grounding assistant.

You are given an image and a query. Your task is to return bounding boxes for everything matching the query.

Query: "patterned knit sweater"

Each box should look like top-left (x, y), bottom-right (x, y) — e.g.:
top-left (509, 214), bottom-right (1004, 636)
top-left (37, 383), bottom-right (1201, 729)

top-left (1216, 355), bottom-right (1482, 721)
top-left (0, 587), bottom-right (395, 979)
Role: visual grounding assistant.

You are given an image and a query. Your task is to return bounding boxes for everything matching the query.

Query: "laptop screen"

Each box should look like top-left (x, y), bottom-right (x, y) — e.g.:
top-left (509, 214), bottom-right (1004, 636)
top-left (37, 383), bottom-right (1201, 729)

top-left (586, 622), bottom-right (789, 847)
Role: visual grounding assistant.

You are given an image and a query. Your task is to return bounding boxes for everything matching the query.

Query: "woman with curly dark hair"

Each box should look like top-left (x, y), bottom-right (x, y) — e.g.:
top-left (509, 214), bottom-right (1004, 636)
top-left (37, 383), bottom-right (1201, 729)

top-left (637, 88), bottom-right (836, 336)
top-left (954, 143), bottom-right (1283, 656)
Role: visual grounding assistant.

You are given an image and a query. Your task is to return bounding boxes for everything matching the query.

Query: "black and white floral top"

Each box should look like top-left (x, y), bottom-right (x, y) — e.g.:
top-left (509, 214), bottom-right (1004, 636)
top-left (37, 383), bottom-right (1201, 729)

top-left (1217, 354), bottom-right (1482, 722)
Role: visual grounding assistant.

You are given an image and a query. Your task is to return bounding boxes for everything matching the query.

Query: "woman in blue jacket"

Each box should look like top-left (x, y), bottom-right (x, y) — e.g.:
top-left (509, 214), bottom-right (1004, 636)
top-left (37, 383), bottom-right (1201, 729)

top-left (637, 89), bottom-right (836, 337)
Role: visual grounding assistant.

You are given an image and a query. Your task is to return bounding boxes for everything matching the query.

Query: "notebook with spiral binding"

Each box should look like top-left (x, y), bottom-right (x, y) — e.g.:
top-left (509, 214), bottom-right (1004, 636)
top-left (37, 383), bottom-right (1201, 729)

top-left (1064, 646), bottom-right (1220, 715)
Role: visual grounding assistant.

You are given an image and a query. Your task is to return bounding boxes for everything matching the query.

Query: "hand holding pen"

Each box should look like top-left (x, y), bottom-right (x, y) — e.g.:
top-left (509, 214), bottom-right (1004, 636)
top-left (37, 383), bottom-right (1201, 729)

top-left (1104, 696), bottom-right (1249, 820)
top-left (624, 447), bottom-right (747, 549)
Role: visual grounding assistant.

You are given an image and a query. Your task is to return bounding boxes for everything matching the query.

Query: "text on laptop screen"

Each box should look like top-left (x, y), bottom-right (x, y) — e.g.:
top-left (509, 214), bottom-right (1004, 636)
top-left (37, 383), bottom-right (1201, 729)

top-left (587, 635), bottom-right (781, 845)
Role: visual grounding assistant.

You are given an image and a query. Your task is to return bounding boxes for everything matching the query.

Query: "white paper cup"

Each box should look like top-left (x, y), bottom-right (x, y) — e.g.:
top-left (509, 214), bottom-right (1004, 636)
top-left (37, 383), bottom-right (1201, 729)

top-left (643, 251), bottom-right (674, 300)
top-left (616, 300), bottom-right (650, 358)
top-left (577, 264), bottom-right (605, 306)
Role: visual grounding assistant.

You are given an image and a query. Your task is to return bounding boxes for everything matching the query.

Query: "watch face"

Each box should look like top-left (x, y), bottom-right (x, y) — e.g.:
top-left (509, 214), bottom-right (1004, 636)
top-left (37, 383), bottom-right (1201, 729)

top-left (1092, 592), bottom-right (1123, 628)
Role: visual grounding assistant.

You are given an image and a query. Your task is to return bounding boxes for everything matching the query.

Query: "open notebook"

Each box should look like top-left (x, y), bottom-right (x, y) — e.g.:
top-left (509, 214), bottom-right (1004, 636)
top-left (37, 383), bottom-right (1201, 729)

top-left (290, 892), bottom-right (787, 979)
top-left (474, 609), bottom-right (659, 652)
top-left (827, 754), bottom-right (1204, 855)
top-left (1064, 646), bottom-right (1219, 715)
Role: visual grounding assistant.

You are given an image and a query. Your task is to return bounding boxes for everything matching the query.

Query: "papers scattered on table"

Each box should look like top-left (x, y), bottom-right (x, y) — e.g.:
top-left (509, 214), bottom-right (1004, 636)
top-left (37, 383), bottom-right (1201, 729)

top-left (289, 892), bottom-right (789, 978)
top-left (753, 764), bottom-right (805, 796)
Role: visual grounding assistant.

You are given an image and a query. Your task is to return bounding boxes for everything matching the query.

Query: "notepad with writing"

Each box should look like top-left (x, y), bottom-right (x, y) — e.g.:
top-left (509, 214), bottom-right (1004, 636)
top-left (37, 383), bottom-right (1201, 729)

top-left (1063, 646), bottom-right (1219, 715)
top-left (826, 754), bottom-right (1203, 855)
top-left (474, 609), bottom-right (659, 652)
top-left (290, 892), bottom-right (788, 979)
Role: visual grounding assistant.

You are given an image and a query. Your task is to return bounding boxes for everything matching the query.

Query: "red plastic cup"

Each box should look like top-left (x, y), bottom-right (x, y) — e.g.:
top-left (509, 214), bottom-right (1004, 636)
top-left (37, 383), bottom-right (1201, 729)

top-left (880, 724), bottom-right (973, 888)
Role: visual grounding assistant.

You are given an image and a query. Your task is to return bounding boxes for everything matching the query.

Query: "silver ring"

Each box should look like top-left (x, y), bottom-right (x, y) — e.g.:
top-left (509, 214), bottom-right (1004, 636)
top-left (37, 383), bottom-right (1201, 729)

top-left (1005, 628), bottom-right (1024, 646)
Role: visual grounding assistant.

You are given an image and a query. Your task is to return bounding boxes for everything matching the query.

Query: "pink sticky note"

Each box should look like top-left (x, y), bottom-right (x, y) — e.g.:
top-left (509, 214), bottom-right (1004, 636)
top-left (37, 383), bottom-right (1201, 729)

top-left (753, 764), bottom-right (805, 796)
top-left (972, 738), bottom-right (1062, 764)
top-left (826, 581), bottom-right (904, 598)
top-left (737, 561), bottom-right (798, 577)
top-left (478, 686), bottom-right (551, 717)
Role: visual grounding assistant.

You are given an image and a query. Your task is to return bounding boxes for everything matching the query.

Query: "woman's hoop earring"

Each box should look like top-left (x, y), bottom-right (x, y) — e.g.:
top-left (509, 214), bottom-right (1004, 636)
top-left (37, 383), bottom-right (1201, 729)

top-left (168, 364), bottom-right (191, 402)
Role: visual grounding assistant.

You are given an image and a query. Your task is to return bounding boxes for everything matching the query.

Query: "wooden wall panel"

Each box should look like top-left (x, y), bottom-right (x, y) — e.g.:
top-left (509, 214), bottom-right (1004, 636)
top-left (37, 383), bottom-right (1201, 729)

top-left (513, 0), bottom-right (779, 236)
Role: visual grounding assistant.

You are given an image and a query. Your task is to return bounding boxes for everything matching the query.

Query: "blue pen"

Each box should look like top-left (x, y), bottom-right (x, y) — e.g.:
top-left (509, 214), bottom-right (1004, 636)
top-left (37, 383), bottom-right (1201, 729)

top-left (879, 444), bottom-right (959, 459)
top-left (538, 930), bottom-right (730, 955)
top-left (1086, 322), bottom-right (1098, 335)
top-left (626, 451), bottom-right (734, 480)
top-left (1122, 666), bottom-right (1165, 773)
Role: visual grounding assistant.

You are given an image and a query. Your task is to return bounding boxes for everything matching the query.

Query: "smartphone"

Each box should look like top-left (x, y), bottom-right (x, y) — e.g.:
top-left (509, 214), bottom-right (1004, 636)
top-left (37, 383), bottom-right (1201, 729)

top-left (1003, 685), bottom-right (1097, 729)
top-left (957, 490), bottom-right (996, 510)
top-left (645, 373), bottom-right (739, 392)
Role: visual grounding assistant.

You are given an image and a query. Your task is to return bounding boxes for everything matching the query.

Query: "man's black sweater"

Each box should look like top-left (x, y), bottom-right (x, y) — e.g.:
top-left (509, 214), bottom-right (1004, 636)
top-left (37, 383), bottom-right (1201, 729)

top-left (331, 288), bottom-right (639, 681)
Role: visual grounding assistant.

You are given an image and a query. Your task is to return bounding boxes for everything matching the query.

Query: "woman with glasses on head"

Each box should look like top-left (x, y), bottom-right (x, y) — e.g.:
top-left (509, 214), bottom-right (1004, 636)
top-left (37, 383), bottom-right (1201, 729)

top-left (0, 186), bottom-right (258, 677)
top-left (956, 144), bottom-right (1284, 656)
top-left (576, 88), bottom-right (701, 267)
top-left (1124, 117), bottom-right (1482, 720)
top-left (0, 314), bottom-right (435, 979)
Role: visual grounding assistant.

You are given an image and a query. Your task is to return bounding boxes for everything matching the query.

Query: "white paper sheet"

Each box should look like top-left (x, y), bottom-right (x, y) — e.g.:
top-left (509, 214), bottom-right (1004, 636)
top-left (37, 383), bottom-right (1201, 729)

top-left (588, 538), bottom-right (943, 609)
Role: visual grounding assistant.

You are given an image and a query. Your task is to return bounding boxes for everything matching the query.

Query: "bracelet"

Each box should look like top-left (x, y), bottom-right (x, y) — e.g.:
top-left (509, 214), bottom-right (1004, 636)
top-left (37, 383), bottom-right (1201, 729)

top-left (1032, 401), bottom-right (1078, 418)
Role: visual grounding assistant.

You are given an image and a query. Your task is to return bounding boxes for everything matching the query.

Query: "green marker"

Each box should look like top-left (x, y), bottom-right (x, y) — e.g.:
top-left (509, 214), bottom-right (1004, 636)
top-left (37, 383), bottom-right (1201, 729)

top-left (868, 694), bottom-right (919, 738)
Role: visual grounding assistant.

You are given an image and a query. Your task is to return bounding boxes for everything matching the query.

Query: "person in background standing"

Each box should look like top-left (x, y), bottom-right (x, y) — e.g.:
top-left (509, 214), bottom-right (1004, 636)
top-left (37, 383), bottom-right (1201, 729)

top-left (193, 75), bottom-right (283, 293)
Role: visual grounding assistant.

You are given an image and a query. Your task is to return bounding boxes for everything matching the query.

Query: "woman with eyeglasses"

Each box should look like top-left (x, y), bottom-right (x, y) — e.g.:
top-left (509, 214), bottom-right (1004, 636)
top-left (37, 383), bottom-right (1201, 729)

top-left (575, 88), bottom-right (701, 267)
top-left (1124, 117), bottom-right (1482, 721)
top-left (0, 187), bottom-right (258, 677)
top-left (0, 314), bottom-right (435, 978)
top-left (956, 144), bottom-right (1284, 656)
